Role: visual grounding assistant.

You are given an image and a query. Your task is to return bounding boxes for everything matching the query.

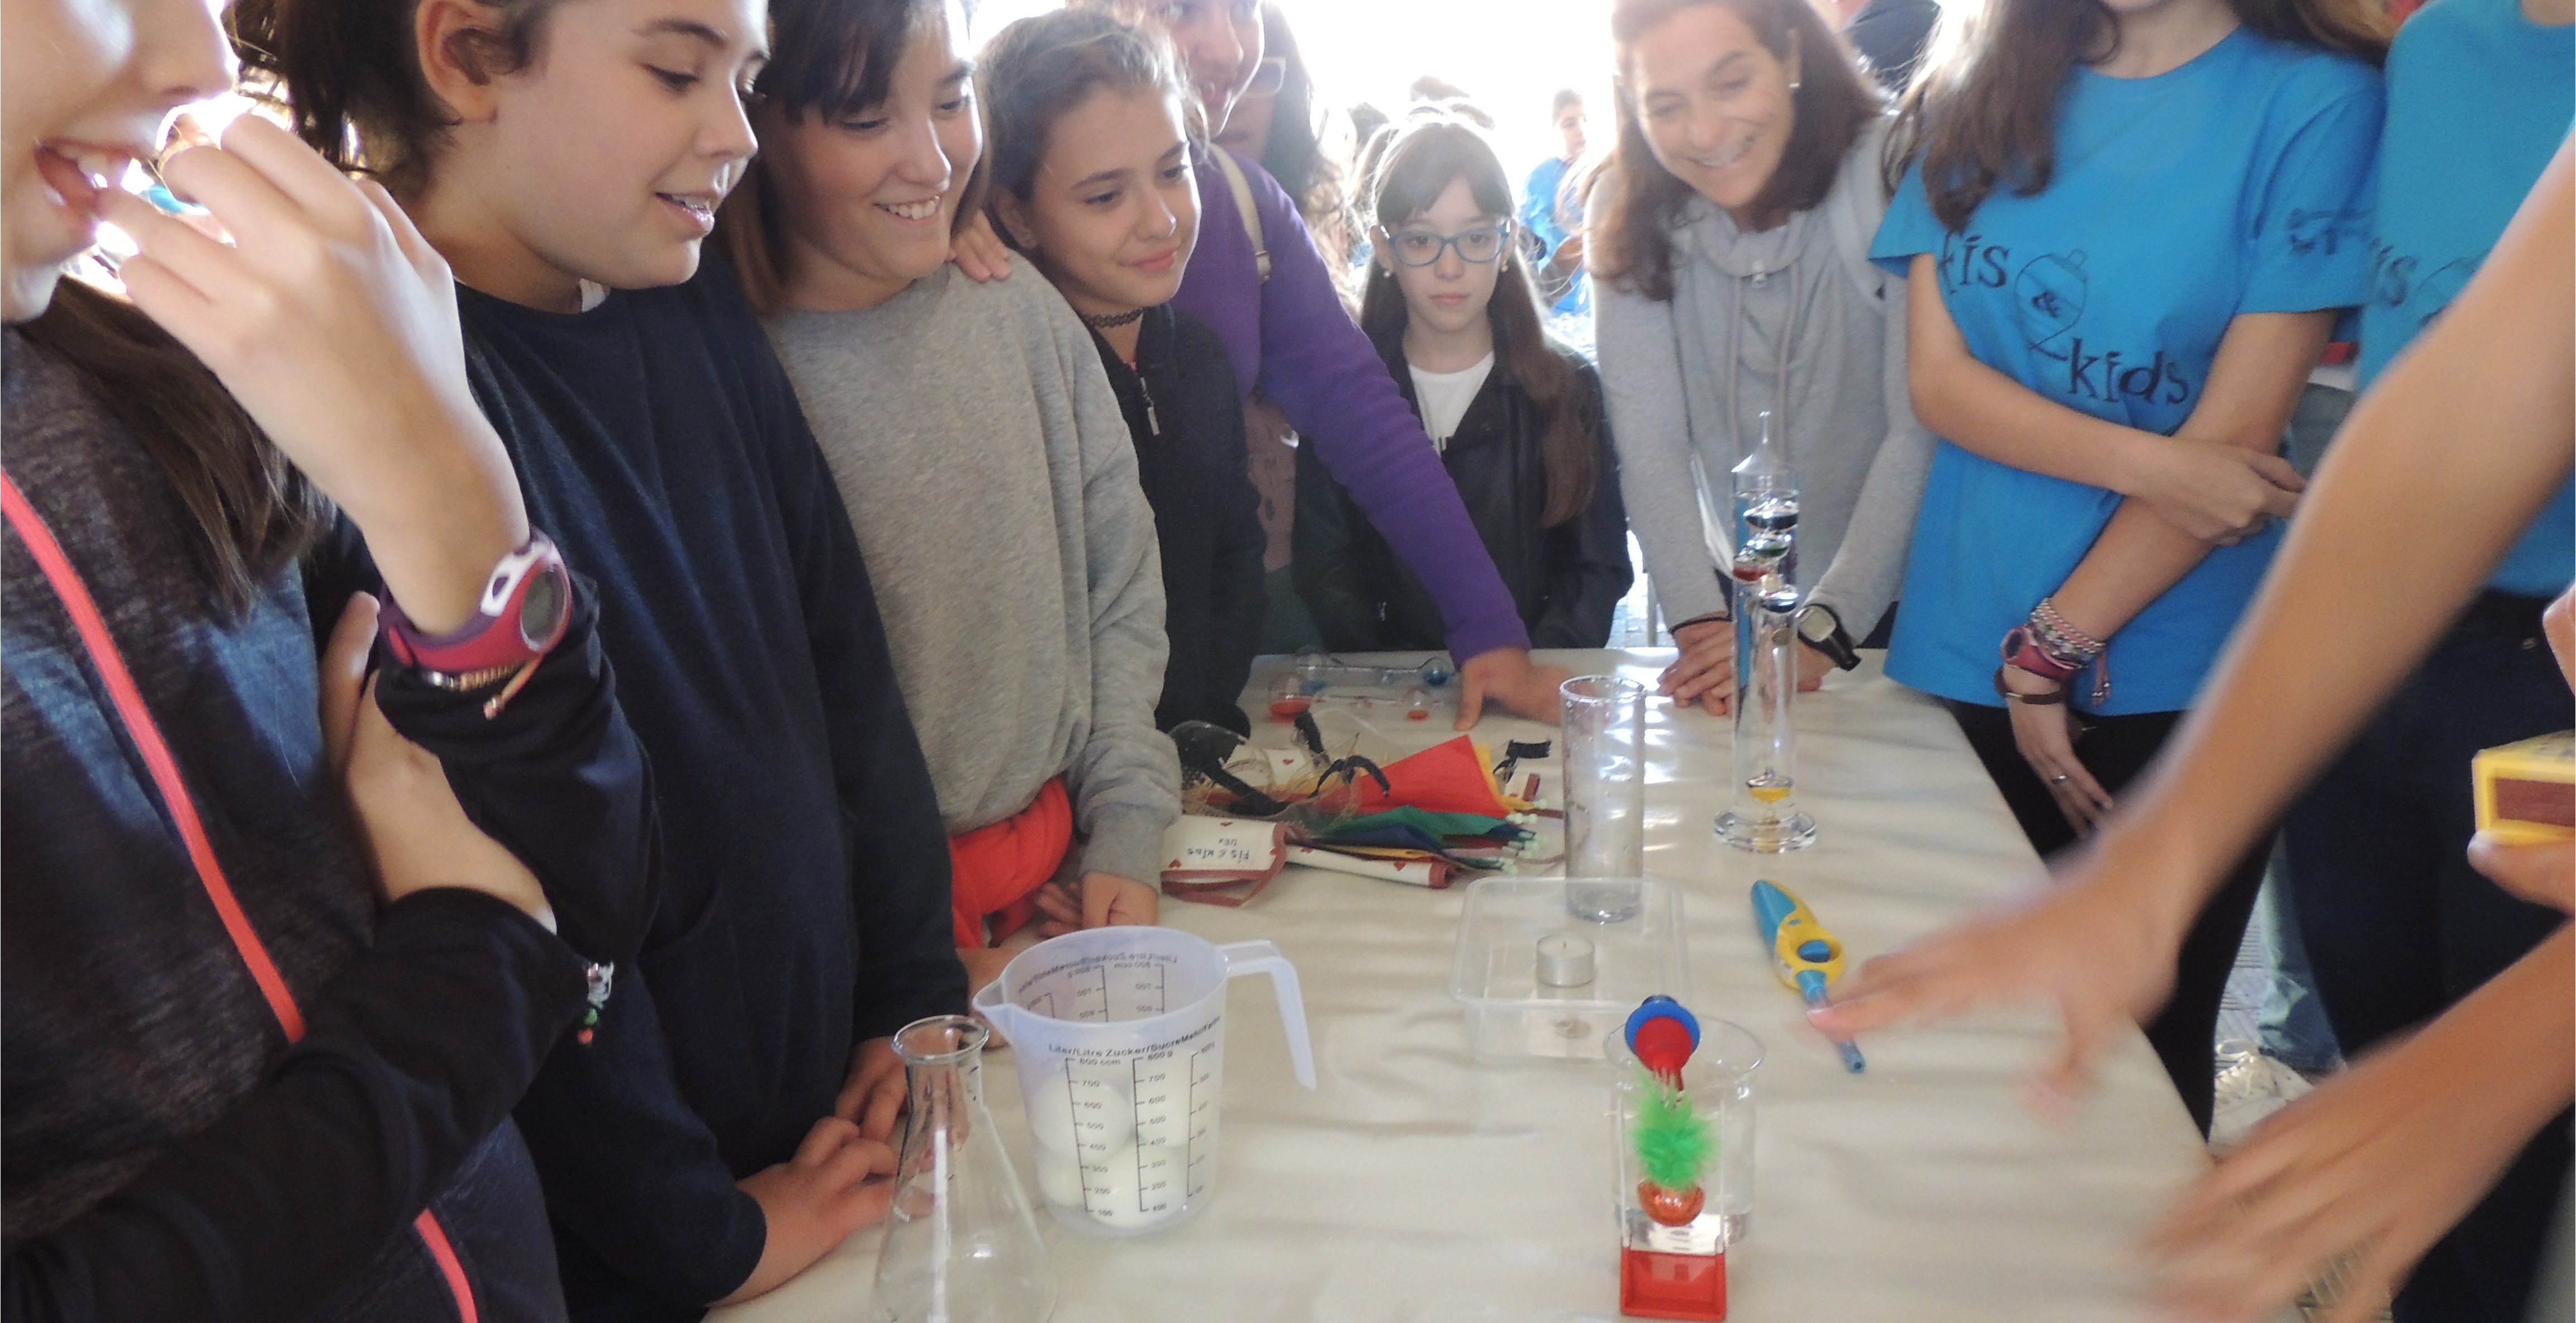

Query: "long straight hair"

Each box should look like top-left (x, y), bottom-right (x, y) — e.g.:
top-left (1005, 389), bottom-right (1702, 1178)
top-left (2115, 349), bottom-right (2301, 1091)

top-left (1590, 0), bottom-right (1883, 303)
top-left (1886, 0), bottom-right (2390, 232)
top-left (1360, 115), bottom-right (1599, 527)
top-left (18, 278), bottom-right (327, 613)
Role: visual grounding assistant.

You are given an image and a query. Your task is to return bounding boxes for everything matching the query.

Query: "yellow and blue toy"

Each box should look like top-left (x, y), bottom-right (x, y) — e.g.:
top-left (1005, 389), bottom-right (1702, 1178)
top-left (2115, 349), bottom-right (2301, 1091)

top-left (1750, 879), bottom-right (1865, 1074)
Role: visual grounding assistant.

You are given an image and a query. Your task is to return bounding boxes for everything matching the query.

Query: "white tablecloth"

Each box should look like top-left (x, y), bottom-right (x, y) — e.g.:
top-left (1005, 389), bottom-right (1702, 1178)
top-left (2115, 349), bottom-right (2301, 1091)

top-left (715, 651), bottom-right (2237, 1322)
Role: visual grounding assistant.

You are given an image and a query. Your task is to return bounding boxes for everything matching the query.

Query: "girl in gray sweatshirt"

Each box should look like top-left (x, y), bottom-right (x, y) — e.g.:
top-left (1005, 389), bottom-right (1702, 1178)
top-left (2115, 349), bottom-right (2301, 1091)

top-left (1590, 0), bottom-right (1934, 712)
top-left (723, 0), bottom-right (1178, 993)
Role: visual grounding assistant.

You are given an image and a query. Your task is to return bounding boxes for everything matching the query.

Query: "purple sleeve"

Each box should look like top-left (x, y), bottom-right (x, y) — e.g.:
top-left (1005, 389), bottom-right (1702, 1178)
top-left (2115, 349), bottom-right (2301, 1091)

top-left (1180, 148), bottom-right (1529, 662)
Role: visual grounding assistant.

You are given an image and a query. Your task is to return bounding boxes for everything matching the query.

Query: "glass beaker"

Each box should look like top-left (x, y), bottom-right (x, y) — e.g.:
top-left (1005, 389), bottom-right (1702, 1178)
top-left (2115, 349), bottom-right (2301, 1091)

top-left (1562, 675), bottom-right (1647, 921)
top-left (869, 1016), bottom-right (1056, 1323)
top-left (1608, 1017), bottom-right (1761, 1250)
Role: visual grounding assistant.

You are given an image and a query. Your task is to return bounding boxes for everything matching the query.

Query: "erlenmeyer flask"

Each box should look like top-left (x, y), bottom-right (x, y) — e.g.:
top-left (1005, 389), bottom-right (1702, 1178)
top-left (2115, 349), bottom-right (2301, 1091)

top-left (869, 1016), bottom-right (1056, 1323)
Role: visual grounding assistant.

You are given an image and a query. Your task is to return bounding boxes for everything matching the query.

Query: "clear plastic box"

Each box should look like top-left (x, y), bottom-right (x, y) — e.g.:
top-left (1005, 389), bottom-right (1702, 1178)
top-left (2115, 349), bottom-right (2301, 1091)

top-left (1448, 877), bottom-right (1690, 1063)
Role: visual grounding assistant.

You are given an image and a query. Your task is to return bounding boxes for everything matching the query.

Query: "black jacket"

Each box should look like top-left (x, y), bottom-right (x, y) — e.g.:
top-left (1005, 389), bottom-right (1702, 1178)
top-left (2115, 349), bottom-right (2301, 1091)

top-left (1295, 332), bottom-right (1632, 651)
top-left (3, 327), bottom-right (652, 1323)
top-left (1089, 306), bottom-right (1266, 734)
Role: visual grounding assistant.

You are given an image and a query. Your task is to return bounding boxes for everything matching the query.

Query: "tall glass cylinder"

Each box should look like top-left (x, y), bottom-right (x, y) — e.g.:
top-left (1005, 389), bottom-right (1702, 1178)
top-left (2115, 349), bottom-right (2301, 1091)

top-left (1561, 674), bottom-right (1647, 921)
top-left (1714, 412), bottom-right (1817, 853)
top-left (870, 1016), bottom-right (1056, 1323)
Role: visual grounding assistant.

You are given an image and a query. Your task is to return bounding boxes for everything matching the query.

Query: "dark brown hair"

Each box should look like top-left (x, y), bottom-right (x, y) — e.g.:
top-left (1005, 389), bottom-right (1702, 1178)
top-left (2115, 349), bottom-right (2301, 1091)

top-left (230, 0), bottom-right (566, 196)
top-left (1886, 0), bottom-right (2390, 233)
top-left (1256, 3), bottom-right (1348, 265)
top-left (18, 278), bottom-right (327, 613)
top-left (716, 0), bottom-right (984, 313)
top-left (1359, 116), bottom-right (1599, 527)
top-left (1591, 0), bottom-right (1884, 303)
top-left (977, 7), bottom-right (1192, 239)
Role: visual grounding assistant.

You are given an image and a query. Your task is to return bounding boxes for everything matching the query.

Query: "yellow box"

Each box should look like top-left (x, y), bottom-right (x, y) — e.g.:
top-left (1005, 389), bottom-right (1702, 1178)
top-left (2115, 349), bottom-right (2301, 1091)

top-left (2473, 730), bottom-right (2575, 845)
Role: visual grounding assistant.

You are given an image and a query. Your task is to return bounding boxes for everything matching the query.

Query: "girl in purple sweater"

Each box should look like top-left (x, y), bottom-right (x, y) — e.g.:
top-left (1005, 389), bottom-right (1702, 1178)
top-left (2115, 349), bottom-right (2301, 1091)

top-left (954, 1), bottom-right (1567, 727)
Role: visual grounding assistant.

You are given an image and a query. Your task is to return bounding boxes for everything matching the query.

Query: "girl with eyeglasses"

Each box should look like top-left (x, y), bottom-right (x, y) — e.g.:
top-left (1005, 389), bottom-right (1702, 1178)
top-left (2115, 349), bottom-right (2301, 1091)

top-left (1294, 112), bottom-right (1631, 651)
top-left (1590, 0), bottom-right (1936, 717)
top-left (950, 0), bottom-right (1572, 729)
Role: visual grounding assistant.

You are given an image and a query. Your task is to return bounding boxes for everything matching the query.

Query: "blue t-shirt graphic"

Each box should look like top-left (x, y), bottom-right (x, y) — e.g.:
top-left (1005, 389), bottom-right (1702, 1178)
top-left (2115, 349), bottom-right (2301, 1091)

top-left (2364, 0), bottom-right (2573, 598)
top-left (1871, 27), bottom-right (2383, 713)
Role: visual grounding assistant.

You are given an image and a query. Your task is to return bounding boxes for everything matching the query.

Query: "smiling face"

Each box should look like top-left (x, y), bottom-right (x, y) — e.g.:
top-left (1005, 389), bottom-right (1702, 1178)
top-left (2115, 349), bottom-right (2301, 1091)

top-left (1, 0), bottom-right (231, 321)
top-left (431, 0), bottom-right (766, 306)
top-left (1004, 87), bottom-right (1197, 318)
top-left (755, 9), bottom-right (978, 310)
top-left (1629, 2), bottom-right (1800, 227)
top-left (1133, 0), bottom-right (1261, 139)
top-left (1377, 175), bottom-right (1505, 343)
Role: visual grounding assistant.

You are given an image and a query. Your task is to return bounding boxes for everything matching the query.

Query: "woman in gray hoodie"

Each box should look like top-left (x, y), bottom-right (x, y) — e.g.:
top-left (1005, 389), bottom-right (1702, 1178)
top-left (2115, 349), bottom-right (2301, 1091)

top-left (1591, 0), bottom-right (1933, 712)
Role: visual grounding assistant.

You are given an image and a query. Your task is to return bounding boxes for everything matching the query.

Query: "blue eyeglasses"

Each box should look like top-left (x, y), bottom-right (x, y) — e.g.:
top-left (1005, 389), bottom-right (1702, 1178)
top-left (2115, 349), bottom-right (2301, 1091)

top-left (1383, 220), bottom-right (1515, 267)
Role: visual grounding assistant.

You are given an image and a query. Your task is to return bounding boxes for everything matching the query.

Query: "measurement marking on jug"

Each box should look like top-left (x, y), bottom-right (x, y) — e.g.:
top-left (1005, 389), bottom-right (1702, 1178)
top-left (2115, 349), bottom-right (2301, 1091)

top-left (1186, 1041), bottom-right (1216, 1198)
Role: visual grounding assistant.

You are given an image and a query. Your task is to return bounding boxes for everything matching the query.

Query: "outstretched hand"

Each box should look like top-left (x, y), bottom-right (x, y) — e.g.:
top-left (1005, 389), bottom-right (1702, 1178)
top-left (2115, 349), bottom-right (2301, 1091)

top-left (2144, 926), bottom-right (2575, 1323)
top-left (1811, 840), bottom-right (2192, 1121)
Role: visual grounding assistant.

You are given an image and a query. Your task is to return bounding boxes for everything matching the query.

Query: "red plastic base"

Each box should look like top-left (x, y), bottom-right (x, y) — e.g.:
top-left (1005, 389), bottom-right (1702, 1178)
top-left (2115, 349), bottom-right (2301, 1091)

top-left (1619, 1247), bottom-right (1727, 1321)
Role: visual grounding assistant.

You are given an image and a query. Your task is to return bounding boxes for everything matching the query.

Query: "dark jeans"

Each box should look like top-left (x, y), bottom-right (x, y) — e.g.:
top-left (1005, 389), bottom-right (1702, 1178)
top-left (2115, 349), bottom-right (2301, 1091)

top-left (1947, 702), bottom-right (2268, 1136)
top-left (2283, 591), bottom-right (2575, 1323)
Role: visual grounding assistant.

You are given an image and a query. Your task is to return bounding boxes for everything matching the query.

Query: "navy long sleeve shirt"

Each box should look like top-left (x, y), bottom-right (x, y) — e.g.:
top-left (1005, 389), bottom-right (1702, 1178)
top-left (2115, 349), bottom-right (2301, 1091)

top-left (456, 258), bottom-right (966, 1320)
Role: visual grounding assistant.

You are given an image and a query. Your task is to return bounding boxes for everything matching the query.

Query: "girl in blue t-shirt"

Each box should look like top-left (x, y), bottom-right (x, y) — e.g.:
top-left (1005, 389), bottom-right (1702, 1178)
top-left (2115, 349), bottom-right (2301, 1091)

top-left (1870, 0), bottom-right (2387, 1133)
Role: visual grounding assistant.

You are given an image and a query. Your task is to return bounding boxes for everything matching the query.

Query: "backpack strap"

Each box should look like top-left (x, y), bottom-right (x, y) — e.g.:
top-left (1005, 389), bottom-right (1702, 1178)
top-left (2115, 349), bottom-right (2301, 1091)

top-left (1211, 147), bottom-right (1271, 283)
top-left (1, 469), bottom-right (482, 1323)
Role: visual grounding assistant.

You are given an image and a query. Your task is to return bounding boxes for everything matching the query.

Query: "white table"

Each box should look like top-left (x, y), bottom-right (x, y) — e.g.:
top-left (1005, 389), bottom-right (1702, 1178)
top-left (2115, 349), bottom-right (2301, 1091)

top-left (716, 651), bottom-right (2233, 1322)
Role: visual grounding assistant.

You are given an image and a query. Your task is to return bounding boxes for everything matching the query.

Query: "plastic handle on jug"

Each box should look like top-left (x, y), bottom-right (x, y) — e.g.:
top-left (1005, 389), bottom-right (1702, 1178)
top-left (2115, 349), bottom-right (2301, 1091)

top-left (1217, 940), bottom-right (1316, 1089)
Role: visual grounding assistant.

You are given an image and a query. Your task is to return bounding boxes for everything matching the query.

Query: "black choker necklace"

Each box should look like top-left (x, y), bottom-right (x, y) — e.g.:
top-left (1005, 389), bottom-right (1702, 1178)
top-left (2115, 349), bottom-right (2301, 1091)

top-left (1079, 307), bottom-right (1146, 330)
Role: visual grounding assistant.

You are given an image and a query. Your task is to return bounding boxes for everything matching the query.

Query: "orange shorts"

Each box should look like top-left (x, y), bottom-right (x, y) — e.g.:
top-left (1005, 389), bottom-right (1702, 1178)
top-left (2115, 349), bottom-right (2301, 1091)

top-left (947, 777), bottom-right (1072, 948)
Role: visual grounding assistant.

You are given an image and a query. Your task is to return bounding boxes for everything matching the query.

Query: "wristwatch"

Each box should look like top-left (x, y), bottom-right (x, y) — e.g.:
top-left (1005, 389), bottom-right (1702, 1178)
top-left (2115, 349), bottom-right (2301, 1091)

top-left (382, 532), bottom-right (573, 716)
top-left (1793, 602), bottom-right (1862, 670)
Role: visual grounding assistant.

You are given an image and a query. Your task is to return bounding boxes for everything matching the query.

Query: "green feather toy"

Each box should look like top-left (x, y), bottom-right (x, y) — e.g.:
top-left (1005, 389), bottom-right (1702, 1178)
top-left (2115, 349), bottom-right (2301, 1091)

top-left (1632, 1068), bottom-right (1715, 1191)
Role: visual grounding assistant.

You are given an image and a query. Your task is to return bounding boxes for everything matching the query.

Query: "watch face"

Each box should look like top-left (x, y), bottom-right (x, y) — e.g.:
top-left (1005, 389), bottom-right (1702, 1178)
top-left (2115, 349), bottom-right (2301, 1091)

top-left (517, 567), bottom-right (568, 649)
top-left (1796, 609), bottom-right (1837, 644)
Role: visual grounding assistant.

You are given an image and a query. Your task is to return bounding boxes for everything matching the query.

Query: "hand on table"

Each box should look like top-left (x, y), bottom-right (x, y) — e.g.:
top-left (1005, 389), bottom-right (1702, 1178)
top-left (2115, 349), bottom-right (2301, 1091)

top-left (1997, 668), bottom-right (2116, 836)
top-left (1811, 837), bottom-right (2192, 1121)
top-left (1659, 618), bottom-right (1734, 714)
top-left (1032, 871), bottom-right (1160, 938)
top-left (949, 211), bottom-right (1013, 283)
top-left (1455, 647), bottom-right (1571, 728)
top-left (322, 594), bottom-right (555, 928)
top-left (719, 1117), bottom-right (897, 1305)
top-left (835, 1035), bottom-right (907, 1143)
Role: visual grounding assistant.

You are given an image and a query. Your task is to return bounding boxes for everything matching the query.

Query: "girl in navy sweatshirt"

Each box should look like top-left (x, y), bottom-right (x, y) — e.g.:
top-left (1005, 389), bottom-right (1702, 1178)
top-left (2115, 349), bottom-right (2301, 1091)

top-left (237, 0), bottom-right (969, 1314)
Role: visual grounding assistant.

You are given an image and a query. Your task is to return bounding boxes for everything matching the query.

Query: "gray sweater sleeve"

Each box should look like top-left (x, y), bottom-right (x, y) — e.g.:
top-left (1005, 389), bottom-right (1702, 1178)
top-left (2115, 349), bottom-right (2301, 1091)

top-left (1594, 274), bottom-right (1734, 630)
top-left (1046, 299), bottom-right (1181, 884)
top-left (1804, 269), bottom-right (1935, 641)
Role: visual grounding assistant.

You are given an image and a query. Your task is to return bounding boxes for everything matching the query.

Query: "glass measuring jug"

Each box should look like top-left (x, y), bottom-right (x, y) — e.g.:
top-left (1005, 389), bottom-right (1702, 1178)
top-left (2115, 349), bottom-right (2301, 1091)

top-left (969, 927), bottom-right (1316, 1237)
